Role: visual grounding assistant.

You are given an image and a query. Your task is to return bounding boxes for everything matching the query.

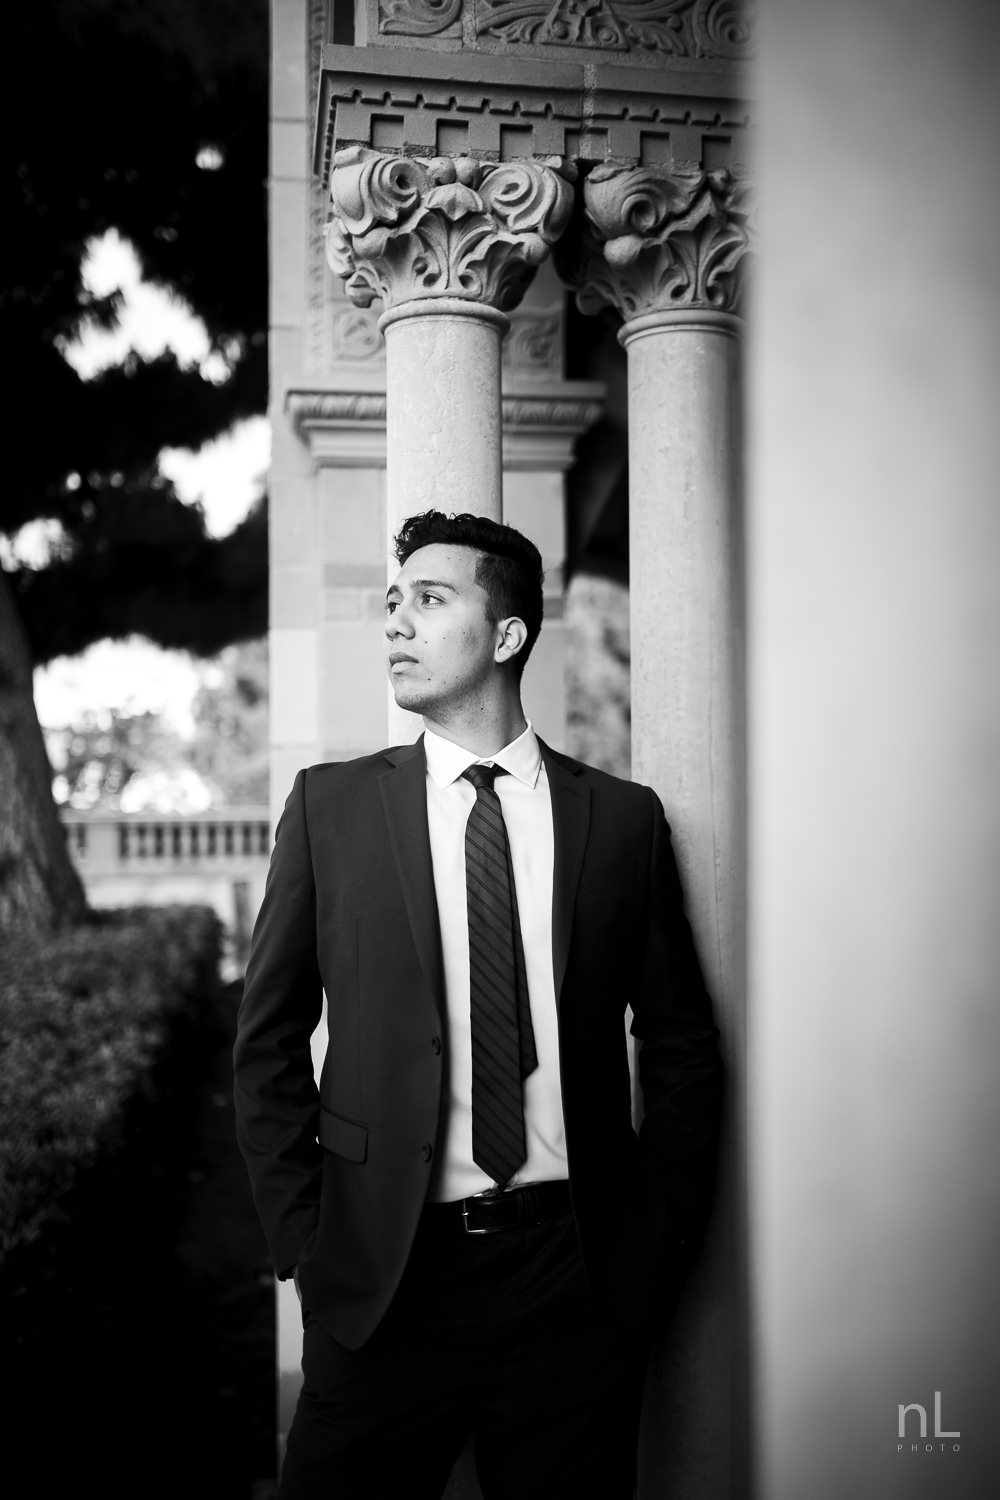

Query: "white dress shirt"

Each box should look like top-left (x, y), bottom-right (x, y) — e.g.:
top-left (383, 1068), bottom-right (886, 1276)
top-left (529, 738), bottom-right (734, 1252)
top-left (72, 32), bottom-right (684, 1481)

top-left (423, 722), bottom-right (568, 1201)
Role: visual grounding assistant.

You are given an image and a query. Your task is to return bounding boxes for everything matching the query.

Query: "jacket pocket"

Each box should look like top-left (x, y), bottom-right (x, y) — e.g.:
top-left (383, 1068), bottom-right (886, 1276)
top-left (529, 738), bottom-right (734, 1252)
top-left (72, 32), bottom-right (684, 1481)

top-left (318, 1106), bottom-right (368, 1163)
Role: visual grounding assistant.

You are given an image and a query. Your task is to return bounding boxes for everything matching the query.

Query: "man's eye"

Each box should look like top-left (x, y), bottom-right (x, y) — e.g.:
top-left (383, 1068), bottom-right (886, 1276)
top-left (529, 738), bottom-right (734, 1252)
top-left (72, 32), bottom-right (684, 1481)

top-left (421, 593), bottom-right (442, 606)
top-left (386, 600), bottom-right (398, 615)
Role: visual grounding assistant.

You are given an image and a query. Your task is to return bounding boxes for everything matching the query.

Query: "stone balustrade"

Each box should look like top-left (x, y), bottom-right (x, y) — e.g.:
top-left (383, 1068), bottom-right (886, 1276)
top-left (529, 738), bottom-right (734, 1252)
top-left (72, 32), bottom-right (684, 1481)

top-left (62, 808), bottom-right (272, 873)
top-left (60, 807), bottom-right (273, 976)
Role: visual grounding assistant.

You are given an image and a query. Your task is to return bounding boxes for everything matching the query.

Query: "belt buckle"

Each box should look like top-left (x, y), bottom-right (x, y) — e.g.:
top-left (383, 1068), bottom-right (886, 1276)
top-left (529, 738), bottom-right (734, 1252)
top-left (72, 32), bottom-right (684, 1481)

top-left (460, 1189), bottom-right (510, 1235)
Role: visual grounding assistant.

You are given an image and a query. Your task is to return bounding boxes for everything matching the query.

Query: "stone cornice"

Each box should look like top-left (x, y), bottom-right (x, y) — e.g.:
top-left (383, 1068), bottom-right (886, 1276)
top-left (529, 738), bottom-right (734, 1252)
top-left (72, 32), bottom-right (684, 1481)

top-left (287, 390), bottom-right (389, 429)
top-left (501, 384), bottom-right (605, 471)
top-left (286, 387), bottom-right (388, 466)
top-left (560, 163), bottom-right (752, 320)
top-left (503, 387), bottom-right (604, 432)
top-left (326, 148), bottom-right (575, 314)
top-left (316, 42), bottom-right (751, 185)
top-left (285, 381), bottom-right (603, 469)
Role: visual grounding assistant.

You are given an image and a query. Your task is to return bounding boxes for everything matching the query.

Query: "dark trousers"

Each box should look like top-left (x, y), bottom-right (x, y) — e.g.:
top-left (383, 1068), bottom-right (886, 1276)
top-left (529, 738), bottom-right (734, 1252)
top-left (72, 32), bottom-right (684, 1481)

top-left (279, 1205), bottom-right (648, 1500)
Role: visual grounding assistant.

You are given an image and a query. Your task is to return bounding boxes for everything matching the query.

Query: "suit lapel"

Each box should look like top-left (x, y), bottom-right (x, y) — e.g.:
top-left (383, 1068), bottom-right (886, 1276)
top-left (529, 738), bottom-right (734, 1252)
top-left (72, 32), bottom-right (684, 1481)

top-left (540, 741), bottom-right (591, 1004)
top-left (378, 740), bottom-right (445, 1019)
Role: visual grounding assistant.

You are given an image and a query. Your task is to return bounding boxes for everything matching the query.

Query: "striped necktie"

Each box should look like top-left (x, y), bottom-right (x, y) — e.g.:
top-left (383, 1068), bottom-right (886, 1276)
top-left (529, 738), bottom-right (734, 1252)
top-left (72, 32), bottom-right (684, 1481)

top-left (462, 763), bottom-right (538, 1188)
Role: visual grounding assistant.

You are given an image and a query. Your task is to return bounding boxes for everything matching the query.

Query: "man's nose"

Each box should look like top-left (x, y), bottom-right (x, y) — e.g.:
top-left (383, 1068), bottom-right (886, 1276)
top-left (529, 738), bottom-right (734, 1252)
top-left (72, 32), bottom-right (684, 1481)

top-left (385, 606), bottom-right (415, 640)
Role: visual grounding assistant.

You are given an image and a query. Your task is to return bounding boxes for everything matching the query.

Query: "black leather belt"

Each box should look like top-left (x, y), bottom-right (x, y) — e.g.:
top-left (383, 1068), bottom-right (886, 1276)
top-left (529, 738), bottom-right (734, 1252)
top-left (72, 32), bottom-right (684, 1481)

top-left (426, 1180), bottom-right (572, 1235)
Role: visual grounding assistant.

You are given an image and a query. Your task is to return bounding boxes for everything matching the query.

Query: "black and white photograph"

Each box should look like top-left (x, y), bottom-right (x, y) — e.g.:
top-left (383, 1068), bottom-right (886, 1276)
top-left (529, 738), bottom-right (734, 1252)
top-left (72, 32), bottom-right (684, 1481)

top-left (2, 3), bottom-right (998, 1498)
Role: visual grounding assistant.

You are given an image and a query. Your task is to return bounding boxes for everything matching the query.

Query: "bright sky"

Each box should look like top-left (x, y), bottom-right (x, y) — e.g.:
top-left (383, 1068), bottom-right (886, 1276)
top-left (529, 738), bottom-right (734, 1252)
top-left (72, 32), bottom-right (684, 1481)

top-left (31, 230), bottom-right (269, 736)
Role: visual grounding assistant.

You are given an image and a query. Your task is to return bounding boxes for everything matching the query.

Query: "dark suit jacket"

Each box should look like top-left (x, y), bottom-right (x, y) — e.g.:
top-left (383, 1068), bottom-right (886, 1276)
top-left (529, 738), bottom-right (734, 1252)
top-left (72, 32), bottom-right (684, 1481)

top-left (233, 737), bottom-right (721, 1349)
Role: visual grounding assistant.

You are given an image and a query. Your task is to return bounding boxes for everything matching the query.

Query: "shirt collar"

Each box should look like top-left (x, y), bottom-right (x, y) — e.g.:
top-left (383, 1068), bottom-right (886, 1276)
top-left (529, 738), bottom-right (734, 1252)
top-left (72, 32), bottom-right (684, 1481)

top-left (424, 721), bottom-right (542, 791)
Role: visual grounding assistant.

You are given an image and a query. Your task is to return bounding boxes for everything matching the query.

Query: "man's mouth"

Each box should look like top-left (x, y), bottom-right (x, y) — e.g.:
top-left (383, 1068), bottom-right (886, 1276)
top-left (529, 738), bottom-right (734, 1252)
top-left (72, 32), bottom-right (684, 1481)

top-left (388, 652), bottom-right (417, 667)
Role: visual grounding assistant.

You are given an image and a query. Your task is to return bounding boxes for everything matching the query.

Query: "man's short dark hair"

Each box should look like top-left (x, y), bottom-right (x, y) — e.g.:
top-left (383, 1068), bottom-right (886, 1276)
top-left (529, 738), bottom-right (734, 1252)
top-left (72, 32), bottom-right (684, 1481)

top-left (393, 511), bottom-right (544, 679)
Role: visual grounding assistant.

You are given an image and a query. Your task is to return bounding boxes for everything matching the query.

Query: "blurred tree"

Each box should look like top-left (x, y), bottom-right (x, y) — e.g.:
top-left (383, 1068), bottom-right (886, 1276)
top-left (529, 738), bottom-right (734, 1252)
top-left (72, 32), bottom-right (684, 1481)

top-left (47, 707), bottom-right (191, 810)
top-left (43, 640), bottom-right (270, 811)
top-left (189, 639), bottom-right (270, 806)
top-left (0, 0), bottom-right (268, 932)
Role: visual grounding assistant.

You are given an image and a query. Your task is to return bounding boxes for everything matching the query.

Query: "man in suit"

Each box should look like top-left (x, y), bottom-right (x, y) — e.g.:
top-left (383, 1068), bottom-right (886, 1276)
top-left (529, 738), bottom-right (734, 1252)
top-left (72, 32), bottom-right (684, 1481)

top-left (234, 510), bottom-right (721, 1500)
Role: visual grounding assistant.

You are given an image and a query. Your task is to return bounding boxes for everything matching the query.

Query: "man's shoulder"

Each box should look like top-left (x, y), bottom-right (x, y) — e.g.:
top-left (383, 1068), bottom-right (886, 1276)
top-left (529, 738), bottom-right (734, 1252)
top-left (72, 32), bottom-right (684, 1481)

top-left (292, 741), bottom-right (423, 793)
top-left (541, 742), bottom-right (657, 806)
top-left (301, 744), bottom-right (419, 780)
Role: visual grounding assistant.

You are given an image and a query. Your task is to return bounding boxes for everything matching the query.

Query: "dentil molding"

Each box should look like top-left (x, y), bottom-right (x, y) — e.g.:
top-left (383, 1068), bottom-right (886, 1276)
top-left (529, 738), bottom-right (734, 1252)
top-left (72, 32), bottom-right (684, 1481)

top-left (326, 148), bottom-right (576, 314)
top-left (317, 44), bottom-right (750, 186)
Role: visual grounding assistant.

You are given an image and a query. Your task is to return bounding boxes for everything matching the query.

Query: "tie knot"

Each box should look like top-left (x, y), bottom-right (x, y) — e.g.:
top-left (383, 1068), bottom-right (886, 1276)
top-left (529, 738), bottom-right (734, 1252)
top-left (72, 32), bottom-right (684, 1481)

top-left (463, 763), bottom-right (503, 793)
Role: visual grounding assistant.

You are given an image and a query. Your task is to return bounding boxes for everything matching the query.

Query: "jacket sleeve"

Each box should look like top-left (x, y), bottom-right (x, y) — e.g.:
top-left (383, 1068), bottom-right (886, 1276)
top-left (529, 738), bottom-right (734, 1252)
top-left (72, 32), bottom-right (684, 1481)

top-left (233, 768), bottom-right (324, 1278)
top-left (630, 786), bottom-right (723, 1254)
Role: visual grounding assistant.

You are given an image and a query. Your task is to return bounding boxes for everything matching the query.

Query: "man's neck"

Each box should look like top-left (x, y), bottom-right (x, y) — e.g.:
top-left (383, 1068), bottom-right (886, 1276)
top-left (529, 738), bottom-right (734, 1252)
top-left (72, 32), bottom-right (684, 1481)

top-left (422, 700), bottom-right (527, 759)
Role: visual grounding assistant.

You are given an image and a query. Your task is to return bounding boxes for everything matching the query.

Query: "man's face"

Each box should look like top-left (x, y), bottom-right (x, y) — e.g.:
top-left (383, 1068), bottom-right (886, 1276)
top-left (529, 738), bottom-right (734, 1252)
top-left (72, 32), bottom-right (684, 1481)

top-left (384, 543), bottom-right (502, 721)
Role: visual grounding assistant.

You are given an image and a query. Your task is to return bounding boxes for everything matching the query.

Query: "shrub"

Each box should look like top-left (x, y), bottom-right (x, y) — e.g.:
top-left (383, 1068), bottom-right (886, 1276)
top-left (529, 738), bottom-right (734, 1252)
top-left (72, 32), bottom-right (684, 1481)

top-left (0, 904), bottom-right (222, 1263)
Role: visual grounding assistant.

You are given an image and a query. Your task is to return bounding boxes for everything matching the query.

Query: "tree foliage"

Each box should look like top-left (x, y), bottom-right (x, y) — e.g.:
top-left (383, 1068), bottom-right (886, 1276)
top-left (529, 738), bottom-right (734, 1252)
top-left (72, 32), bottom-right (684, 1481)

top-left (189, 638), bottom-right (270, 805)
top-left (2, 0), bottom-right (270, 663)
top-left (45, 640), bottom-right (270, 810)
top-left (48, 707), bottom-right (189, 810)
top-left (0, 0), bottom-right (269, 932)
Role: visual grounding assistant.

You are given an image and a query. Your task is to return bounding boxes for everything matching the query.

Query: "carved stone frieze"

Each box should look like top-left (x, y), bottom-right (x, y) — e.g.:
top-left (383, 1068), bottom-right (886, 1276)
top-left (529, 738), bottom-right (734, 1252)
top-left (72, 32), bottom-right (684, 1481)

top-left (561, 163), bottom-right (752, 321)
top-left (380, 0), bottom-right (463, 36)
top-left (326, 148), bottom-right (576, 314)
top-left (474, 0), bottom-right (751, 58)
top-left (476, 0), bottom-right (627, 49)
top-left (370, 0), bottom-right (753, 60)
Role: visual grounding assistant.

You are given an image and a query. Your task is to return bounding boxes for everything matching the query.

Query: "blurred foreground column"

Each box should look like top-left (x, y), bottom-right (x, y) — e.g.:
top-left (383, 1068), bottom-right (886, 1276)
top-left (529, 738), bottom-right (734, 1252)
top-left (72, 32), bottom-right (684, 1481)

top-left (749, 3), bottom-right (1000, 1497)
top-left (565, 164), bottom-right (752, 1499)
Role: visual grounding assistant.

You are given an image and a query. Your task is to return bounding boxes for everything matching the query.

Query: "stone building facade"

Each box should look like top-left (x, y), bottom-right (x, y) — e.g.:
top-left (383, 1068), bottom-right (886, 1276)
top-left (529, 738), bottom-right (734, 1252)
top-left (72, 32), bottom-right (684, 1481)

top-left (266, 3), bottom-right (1000, 1499)
top-left (269, 1), bottom-right (752, 1495)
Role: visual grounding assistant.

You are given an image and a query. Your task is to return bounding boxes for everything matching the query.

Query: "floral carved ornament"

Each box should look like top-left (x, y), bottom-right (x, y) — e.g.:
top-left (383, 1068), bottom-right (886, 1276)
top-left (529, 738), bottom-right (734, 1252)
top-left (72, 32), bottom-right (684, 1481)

top-left (567, 164), bottom-right (752, 320)
top-left (326, 149), bottom-right (576, 315)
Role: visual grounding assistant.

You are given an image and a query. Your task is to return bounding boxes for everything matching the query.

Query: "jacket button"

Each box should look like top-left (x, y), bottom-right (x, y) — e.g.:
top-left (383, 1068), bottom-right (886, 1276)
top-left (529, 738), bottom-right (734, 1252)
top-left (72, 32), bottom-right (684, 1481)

top-left (430, 1036), bottom-right (442, 1055)
top-left (421, 1142), bottom-right (433, 1163)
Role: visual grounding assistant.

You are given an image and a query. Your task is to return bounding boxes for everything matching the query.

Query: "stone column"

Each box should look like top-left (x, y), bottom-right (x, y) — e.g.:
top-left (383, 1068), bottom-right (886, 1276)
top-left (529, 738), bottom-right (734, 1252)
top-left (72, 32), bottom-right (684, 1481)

top-left (566, 166), bottom-right (752, 1499)
top-left (380, 297), bottom-right (507, 527)
top-left (326, 146), bottom-right (574, 738)
top-left (326, 148), bottom-right (574, 532)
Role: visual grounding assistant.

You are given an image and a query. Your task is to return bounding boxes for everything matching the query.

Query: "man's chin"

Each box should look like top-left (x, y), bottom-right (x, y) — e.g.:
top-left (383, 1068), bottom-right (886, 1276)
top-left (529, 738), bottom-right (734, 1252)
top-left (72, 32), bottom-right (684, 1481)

top-left (389, 682), bottom-right (427, 714)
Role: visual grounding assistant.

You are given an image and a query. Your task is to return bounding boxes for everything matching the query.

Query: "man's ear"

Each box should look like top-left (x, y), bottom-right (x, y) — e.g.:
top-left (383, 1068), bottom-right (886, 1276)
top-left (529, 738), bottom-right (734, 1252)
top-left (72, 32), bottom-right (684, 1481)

top-left (495, 616), bottom-right (528, 667)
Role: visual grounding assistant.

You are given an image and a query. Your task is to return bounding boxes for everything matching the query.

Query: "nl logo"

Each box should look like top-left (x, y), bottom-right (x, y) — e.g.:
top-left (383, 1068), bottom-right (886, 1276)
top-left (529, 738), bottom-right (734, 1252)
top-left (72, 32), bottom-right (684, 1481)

top-left (897, 1391), bottom-right (960, 1453)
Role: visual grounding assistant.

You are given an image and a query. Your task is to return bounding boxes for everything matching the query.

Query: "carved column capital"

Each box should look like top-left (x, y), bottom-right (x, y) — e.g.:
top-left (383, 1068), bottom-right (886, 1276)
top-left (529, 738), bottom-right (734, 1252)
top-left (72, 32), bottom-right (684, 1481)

top-left (326, 148), bottom-right (576, 318)
top-left (563, 165), bottom-right (753, 323)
